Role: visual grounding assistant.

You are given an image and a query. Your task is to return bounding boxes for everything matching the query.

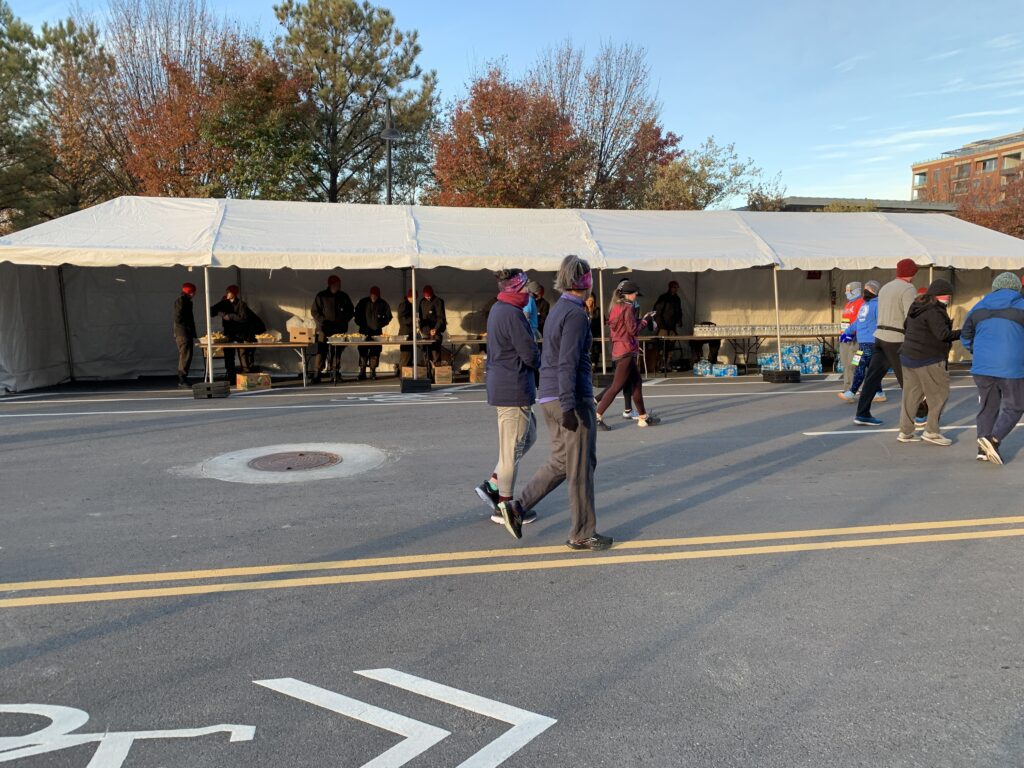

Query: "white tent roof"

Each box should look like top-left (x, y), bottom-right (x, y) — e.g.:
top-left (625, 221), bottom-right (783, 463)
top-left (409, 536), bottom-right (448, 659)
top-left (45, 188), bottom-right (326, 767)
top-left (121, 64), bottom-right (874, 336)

top-left (2, 196), bottom-right (1022, 272)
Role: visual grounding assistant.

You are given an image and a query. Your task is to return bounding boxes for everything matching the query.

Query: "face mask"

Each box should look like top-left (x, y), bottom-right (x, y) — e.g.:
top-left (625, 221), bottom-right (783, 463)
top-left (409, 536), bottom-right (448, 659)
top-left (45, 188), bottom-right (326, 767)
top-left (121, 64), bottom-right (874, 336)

top-left (846, 291), bottom-right (858, 302)
top-left (862, 291), bottom-right (875, 301)
top-left (632, 299), bottom-right (640, 309)
top-left (936, 296), bottom-right (951, 306)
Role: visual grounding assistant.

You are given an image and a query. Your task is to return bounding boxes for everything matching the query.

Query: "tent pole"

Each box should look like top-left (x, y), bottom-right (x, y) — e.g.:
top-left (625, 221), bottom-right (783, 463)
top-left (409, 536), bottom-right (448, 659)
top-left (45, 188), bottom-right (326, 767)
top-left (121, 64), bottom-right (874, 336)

top-left (773, 266), bottom-right (783, 371)
top-left (204, 267), bottom-right (214, 383)
top-left (411, 267), bottom-right (418, 374)
top-left (56, 266), bottom-right (75, 383)
top-left (598, 269), bottom-right (607, 374)
top-left (929, 265), bottom-right (934, 284)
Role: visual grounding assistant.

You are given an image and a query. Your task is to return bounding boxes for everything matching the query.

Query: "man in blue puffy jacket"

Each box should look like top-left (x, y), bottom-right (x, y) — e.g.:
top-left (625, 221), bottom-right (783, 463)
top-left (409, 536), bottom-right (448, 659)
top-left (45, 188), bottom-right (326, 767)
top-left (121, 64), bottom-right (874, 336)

top-left (961, 271), bottom-right (1024, 465)
top-left (838, 280), bottom-right (884, 403)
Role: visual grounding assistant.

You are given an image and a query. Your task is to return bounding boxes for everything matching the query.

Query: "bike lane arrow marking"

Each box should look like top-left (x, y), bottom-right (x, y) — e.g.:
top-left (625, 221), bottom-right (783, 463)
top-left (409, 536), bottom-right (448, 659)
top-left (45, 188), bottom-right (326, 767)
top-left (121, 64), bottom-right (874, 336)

top-left (254, 677), bottom-right (450, 768)
top-left (355, 668), bottom-right (557, 768)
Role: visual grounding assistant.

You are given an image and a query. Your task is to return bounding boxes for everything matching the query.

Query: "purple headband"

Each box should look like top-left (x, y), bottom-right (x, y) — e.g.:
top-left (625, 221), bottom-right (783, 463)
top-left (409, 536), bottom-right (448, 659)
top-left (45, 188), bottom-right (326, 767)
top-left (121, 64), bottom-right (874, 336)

top-left (499, 271), bottom-right (529, 294)
top-left (571, 270), bottom-right (593, 291)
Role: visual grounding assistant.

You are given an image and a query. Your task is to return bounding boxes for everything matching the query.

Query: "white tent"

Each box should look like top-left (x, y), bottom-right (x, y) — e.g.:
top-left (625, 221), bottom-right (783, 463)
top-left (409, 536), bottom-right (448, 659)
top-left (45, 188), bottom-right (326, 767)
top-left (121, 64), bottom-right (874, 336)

top-left (3, 197), bottom-right (1024, 391)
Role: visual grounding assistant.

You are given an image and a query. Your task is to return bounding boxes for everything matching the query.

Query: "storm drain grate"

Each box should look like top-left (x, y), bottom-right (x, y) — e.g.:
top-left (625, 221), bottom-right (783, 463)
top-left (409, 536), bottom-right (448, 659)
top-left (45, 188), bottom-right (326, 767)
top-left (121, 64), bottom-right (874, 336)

top-left (247, 451), bottom-right (342, 472)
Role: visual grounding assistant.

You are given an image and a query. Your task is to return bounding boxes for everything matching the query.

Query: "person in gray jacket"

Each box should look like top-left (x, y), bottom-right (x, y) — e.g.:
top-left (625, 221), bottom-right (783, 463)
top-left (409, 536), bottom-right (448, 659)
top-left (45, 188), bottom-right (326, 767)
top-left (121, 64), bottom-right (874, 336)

top-left (474, 268), bottom-right (541, 538)
top-left (855, 259), bottom-right (928, 426)
top-left (517, 254), bottom-right (612, 551)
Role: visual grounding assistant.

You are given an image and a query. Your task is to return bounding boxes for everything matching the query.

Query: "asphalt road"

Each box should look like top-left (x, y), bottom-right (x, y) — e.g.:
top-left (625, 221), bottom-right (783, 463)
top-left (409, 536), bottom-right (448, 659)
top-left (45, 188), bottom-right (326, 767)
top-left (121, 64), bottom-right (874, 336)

top-left (1, 372), bottom-right (1022, 768)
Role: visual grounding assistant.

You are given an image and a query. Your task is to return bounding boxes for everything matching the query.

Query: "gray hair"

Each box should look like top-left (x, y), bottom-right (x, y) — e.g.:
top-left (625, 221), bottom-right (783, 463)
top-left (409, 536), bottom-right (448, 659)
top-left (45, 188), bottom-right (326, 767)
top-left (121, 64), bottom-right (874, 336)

top-left (554, 254), bottom-right (591, 293)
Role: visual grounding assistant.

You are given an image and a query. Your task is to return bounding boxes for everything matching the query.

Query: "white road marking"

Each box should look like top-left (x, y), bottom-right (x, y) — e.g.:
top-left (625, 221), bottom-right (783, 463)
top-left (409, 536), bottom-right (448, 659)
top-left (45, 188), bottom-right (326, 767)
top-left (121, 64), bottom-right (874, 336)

top-left (0, 400), bottom-right (487, 419)
top-left (804, 425), bottom-right (976, 436)
top-left (356, 668), bottom-right (557, 768)
top-left (0, 703), bottom-right (254, 766)
top-left (254, 678), bottom-right (449, 768)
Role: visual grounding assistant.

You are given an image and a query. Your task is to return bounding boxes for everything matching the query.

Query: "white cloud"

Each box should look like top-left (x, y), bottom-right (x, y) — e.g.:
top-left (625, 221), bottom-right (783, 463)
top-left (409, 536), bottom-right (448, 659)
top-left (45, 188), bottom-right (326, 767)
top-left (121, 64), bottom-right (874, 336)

top-left (834, 54), bottom-right (870, 73)
top-left (944, 107), bottom-right (1022, 120)
top-left (814, 124), bottom-right (1002, 152)
top-left (926, 49), bottom-right (963, 61)
top-left (986, 35), bottom-right (1020, 50)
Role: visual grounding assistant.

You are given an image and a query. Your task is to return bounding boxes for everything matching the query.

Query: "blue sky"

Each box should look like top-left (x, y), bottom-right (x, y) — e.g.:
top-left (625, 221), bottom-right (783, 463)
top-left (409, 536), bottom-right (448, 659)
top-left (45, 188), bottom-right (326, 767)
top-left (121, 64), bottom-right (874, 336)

top-left (11, 0), bottom-right (1024, 203)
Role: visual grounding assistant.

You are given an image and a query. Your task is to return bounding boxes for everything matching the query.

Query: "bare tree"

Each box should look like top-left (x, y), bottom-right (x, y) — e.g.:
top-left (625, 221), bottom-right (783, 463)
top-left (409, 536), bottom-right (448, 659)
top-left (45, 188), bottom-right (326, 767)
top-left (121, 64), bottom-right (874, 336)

top-left (530, 40), bottom-right (671, 208)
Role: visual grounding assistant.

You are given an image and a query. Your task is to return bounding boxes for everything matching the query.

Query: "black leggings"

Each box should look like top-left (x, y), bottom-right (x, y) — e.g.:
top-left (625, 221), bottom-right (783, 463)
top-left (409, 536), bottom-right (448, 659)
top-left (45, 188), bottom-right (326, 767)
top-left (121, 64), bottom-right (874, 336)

top-left (597, 356), bottom-right (646, 417)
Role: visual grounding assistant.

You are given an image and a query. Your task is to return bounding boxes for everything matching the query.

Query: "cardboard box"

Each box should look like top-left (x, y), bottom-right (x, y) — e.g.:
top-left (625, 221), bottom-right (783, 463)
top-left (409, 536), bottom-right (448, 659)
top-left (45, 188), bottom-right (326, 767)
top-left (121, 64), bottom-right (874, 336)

top-left (236, 372), bottom-right (271, 391)
top-left (289, 328), bottom-right (315, 343)
top-left (469, 354), bottom-right (486, 384)
top-left (433, 365), bottom-right (453, 385)
top-left (401, 366), bottom-right (428, 379)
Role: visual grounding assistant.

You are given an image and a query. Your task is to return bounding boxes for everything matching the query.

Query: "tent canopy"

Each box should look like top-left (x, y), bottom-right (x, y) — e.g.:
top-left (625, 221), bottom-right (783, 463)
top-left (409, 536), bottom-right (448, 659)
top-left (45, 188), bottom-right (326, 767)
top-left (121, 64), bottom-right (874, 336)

top-left (2, 196), bottom-right (1024, 272)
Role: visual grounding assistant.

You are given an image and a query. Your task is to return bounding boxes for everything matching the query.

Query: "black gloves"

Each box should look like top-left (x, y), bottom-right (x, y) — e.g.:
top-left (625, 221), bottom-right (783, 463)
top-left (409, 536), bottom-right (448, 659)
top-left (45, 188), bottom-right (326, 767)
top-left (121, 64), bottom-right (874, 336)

top-left (561, 409), bottom-right (579, 432)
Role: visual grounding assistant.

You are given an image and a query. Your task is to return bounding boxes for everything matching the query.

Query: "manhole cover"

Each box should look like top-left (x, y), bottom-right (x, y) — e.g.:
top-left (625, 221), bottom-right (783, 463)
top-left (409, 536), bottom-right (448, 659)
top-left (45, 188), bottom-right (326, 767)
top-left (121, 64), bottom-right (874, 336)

top-left (247, 451), bottom-right (341, 472)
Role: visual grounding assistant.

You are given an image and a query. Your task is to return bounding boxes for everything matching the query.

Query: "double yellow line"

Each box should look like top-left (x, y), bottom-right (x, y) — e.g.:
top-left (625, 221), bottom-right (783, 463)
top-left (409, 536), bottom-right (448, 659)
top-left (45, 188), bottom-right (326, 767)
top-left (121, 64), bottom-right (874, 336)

top-left (4, 516), bottom-right (1024, 609)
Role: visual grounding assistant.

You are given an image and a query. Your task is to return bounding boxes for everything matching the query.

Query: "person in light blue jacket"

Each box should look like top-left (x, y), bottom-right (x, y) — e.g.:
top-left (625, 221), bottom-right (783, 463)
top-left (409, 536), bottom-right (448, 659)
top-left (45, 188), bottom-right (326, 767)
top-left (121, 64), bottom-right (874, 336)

top-left (961, 271), bottom-right (1024, 465)
top-left (837, 280), bottom-right (884, 402)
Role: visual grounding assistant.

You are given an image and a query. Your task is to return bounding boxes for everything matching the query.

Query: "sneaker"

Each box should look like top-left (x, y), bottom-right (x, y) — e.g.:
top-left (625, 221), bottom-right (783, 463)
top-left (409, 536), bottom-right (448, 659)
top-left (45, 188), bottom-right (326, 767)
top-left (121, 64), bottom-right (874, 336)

top-left (596, 417), bottom-right (612, 432)
top-left (976, 447), bottom-right (989, 462)
top-left (637, 413), bottom-right (660, 427)
top-left (837, 390), bottom-right (855, 403)
top-left (491, 507), bottom-right (537, 525)
top-left (475, 481), bottom-right (499, 512)
top-left (873, 392), bottom-right (887, 403)
top-left (922, 432), bottom-right (952, 446)
top-left (854, 416), bottom-right (883, 426)
top-left (566, 533), bottom-right (613, 551)
top-left (622, 409), bottom-right (639, 420)
top-left (914, 416), bottom-right (928, 427)
top-left (496, 500), bottom-right (523, 540)
top-left (897, 432), bottom-right (922, 443)
top-left (978, 436), bottom-right (1003, 465)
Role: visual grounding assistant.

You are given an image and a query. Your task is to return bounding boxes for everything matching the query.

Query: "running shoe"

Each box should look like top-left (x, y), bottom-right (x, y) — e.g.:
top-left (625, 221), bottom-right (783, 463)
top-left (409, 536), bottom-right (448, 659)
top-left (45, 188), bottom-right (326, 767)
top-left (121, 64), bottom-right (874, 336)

top-left (623, 409), bottom-right (639, 420)
top-left (873, 392), bottom-right (888, 403)
top-left (475, 481), bottom-right (499, 512)
top-left (837, 390), bottom-right (855, 403)
top-left (897, 432), bottom-right (922, 443)
top-left (496, 500), bottom-right (523, 539)
top-left (854, 416), bottom-right (883, 426)
top-left (922, 432), bottom-right (951, 446)
top-left (596, 417), bottom-right (612, 432)
top-left (976, 447), bottom-right (988, 462)
top-left (566, 533), bottom-right (613, 551)
top-left (978, 436), bottom-right (1003, 465)
top-left (491, 507), bottom-right (537, 525)
top-left (637, 413), bottom-right (661, 427)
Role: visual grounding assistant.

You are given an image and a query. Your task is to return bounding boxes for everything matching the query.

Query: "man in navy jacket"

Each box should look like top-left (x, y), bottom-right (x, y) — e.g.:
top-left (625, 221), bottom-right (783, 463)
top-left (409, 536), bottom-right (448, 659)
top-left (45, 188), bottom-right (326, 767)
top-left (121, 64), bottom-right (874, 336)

top-left (962, 271), bottom-right (1024, 465)
top-left (474, 269), bottom-right (541, 538)
top-left (517, 254), bottom-right (612, 551)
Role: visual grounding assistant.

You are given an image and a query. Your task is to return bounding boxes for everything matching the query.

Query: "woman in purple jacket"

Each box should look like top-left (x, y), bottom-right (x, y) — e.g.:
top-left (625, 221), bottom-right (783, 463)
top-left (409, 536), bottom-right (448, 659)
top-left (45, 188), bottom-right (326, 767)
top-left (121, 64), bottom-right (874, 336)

top-left (595, 280), bottom-right (660, 430)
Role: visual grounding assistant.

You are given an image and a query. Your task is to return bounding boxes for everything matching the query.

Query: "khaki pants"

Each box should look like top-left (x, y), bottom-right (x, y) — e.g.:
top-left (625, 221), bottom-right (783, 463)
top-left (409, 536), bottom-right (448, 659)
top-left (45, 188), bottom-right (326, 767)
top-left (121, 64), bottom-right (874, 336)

top-left (493, 406), bottom-right (537, 498)
top-left (900, 362), bottom-right (949, 436)
top-left (839, 340), bottom-right (856, 390)
top-left (520, 400), bottom-right (598, 542)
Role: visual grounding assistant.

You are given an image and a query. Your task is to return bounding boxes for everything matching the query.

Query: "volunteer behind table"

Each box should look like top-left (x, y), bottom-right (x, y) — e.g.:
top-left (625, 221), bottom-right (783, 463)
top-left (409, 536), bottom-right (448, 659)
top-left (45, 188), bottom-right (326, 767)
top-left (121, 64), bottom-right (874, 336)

top-left (354, 286), bottom-right (393, 380)
top-left (311, 275), bottom-right (354, 383)
top-left (418, 285), bottom-right (447, 365)
top-left (397, 290), bottom-right (414, 368)
top-left (210, 284), bottom-right (263, 382)
top-left (173, 282), bottom-right (198, 388)
top-left (653, 280), bottom-right (682, 372)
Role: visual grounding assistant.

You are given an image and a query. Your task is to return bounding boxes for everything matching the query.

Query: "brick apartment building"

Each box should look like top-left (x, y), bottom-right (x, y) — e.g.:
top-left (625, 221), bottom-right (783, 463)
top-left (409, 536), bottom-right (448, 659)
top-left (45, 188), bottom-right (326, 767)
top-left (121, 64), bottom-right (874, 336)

top-left (911, 129), bottom-right (1024, 202)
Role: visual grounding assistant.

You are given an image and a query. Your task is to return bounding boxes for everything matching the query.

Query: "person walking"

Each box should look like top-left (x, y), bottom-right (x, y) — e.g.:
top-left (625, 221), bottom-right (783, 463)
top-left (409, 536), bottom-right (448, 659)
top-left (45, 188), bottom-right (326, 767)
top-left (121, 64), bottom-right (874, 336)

top-left (653, 280), bottom-right (683, 374)
top-left (838, 281), bottom-right (863, 392)
top-left (473, 268), bottom-right (541, 537)
top-left (518, 254), bottom-right (612, 551)
top-left (595, 280), bottom-right (660, 430)
top-left (311, 275), bottom-right (354, 383)
top-left (896, 279), bottom-right (960, 446)
top-left (173, 282), bottom-right (197, 388)
top-left (354, 286), bottom-right (393, 380)
top-left (961, 271), bottom-right (1024, 465)
top-left (837, 281), bottom-right (883, 403)
top-left (854, 259), bottom-right (927, 426)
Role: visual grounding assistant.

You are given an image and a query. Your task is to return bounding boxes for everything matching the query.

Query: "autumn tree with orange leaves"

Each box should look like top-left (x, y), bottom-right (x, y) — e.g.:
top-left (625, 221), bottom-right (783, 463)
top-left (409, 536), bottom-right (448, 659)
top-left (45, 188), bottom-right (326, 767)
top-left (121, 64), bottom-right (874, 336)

top-left (430, 67), bottom-right (586, 208)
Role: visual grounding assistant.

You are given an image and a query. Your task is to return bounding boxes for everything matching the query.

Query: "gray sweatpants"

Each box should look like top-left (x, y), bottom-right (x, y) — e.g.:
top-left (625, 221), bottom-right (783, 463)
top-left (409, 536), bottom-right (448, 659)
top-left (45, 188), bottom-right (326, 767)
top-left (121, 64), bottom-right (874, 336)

top-left (839, 340), bottom-right (856, 390)
top-left (520, 400), bottom-right (598, 542)
top-left (900, 362), bottom-right (949, 436)
top-left (492, 406), bottom-right (537, 498)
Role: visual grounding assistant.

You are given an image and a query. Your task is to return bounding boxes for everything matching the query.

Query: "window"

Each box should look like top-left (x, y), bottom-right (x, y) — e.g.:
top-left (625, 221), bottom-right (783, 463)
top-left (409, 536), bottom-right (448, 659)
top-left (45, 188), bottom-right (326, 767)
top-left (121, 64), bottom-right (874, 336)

top-left (1004, 152), bottom-right (1021, 170)
top-left (953, 180), bottom-right (968, 194)
top-left (913, 172), bottom-right (928, 187)
top-left (954, 164), bottom-right (970, 179)
top-left (978, 158), bottom-right (997, 172)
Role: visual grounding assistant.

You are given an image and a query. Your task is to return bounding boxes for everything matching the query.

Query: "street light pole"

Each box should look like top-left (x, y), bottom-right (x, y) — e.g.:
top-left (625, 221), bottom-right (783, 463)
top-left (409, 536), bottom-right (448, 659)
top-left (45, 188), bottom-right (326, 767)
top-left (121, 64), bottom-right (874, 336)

top-left (381, 99), bottom-right (401, 207)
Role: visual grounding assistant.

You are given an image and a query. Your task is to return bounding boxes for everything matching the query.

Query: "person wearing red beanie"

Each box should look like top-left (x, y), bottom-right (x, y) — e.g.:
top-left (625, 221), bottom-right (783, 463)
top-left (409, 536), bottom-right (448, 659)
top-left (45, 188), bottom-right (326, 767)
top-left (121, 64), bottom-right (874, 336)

top-left (173, 283), bottom-right (198, 387)
top-left (854, 261), bottom-right (928, 426)
top-left (353, 286), bottom-right (393, 380)
top-left (210, 285), bottom-right (264, 383)
top-left (311, 275), bottom-right (354, 383)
